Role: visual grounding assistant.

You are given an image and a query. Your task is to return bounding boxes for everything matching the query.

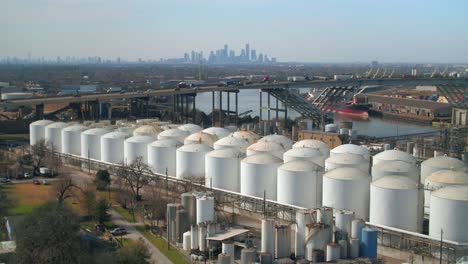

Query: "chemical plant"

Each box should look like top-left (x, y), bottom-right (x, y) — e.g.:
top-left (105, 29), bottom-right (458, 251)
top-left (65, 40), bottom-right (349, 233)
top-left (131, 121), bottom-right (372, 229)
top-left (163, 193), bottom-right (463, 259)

top-left (29, 119), bottom-right (468, 263)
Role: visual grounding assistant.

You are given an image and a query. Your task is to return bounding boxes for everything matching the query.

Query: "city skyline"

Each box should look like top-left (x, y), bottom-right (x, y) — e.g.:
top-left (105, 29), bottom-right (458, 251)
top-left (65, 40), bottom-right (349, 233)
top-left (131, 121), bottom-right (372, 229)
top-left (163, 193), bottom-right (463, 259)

top-left (1, 0), bottom-right (468, 63)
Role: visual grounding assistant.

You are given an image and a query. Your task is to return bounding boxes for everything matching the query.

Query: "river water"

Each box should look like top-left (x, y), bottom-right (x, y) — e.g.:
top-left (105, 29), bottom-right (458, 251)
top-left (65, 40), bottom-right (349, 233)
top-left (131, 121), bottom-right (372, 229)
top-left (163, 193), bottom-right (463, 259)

top-left (195, 89), bottom-right (437, 138)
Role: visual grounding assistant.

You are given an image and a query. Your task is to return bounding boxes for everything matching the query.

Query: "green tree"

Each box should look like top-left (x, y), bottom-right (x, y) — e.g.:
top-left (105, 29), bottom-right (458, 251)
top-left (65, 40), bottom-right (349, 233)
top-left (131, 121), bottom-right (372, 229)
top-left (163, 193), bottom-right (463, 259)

top-left (94, 198), bottom-right (110, 224)
top-left (15, 202), bottom-right (85, 264)
top-left (116, 238), bottom-right (150, 264)
top-left (95, 169), bottom-right (111, 191)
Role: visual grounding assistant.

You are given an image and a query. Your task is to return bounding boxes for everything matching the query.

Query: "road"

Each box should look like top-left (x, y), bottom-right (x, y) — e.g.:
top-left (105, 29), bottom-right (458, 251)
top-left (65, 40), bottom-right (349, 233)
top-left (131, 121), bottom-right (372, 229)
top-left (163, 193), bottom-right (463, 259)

top-left (110, 209), bottom-right (172, 264)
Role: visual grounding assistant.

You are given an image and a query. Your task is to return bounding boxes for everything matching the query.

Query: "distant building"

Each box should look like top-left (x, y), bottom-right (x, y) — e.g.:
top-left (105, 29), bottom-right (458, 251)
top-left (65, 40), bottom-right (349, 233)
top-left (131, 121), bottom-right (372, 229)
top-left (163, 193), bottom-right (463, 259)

top-left (245, 43), bottom-right (250, 61)
top-left (251, 50), bottom-right (257, 61)
top-left (60, 85), bottom-right (97, 95)
top-left (452, 108), bottom-right (467, 126)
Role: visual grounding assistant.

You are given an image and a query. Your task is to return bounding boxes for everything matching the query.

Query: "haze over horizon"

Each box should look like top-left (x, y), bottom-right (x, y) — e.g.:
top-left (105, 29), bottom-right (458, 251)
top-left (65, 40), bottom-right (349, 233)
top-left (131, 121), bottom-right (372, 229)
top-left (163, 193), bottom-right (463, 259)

top-left (2, 0), bottom-right (468, 63)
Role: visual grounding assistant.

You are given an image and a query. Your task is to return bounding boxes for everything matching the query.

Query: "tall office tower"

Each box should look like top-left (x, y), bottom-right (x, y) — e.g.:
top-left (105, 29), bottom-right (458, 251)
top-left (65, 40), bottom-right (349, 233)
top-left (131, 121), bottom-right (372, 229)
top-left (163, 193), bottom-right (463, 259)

top-left (258, 53), bottom-right (264, 63)
top-left (245, 43), bottom-right (250, 61)
top-left (184, 53), bottom-right (190, 62)
top-left (240, 49), bottom-right (246, 60)
top-left (191, 51), bottom-right (196, 63)
top-left (229, 50), bottom-right (235, 59)
top-left (224, 44), bottom-right (228, 61)
top-left (251, 50), bottom-right (257, 61)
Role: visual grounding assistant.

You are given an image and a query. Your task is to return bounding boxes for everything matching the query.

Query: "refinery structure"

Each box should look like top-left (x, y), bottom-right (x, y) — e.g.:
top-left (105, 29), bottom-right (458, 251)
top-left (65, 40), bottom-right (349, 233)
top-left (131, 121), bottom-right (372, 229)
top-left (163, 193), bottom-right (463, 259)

top-left (28, 118), bottom-right (468, 264)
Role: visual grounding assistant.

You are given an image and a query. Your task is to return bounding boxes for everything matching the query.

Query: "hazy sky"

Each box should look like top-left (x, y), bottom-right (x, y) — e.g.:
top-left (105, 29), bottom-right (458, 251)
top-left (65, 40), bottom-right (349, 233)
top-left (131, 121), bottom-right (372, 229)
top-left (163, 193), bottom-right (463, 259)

top-left (2, 0), bottom-right (468, 63)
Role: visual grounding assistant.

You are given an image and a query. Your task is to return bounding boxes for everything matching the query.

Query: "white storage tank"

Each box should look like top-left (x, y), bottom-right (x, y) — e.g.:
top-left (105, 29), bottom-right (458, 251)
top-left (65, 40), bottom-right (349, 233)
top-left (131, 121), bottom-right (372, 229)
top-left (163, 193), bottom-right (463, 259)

top-left (205, 148), bottom-right (245, 192)
top-left (247, 141), bottom-right (286, 159)
top-left (240, 153), bottom-right (282, 200)
top-left (196, 195), bottom-right (215, 224)
top-left (325, 153), bottom-right (369, 172)
top-left (44, 122), bottom-right (67, 151)
top-left (258, 134), bottom-right (293, 150)
top-left (330, 144), bottom-right (370, 160)
top-left (323, 168), bottom-right (371, 220)
top-left (81, 127), bottom-right (112, 160)
top-left (176, 144), bottom-right (213, 180)
top-left (147, 139), bottom-right (183, 176)
top-left (292, 139), bottom-right (330, 157)
top-left (420, 156), bottom-right (466, 184)
top-left (277, 160), bottom-right (323, 208)
top-left (213, 135), bottom-right (251, 153)
top-left (324, 124), bottom-right (339, 133)
top-left (371, 160), bottom-right (419, 182)
top-left (157, 128), bottom-right (190, 143)
top-left (231, 130), bottom-right (260, 144)
top-left (124, 135), bottom-right (156, 164)
top-left (61, 124), bottom-right (88, 155)
top-left (178, 123), bottom-right (203, 134)
top-left (202, 127), bottom-right (231, 139)
top-left (373, 149), bottom-right (416, 166)
top-left (424, 170), bottom-right (468, 214)
top-left (370, 176), bottom-right (422, 232)
top-left (101, 131), bottom-right (130, 164)
top-left (133, 125), bottom-right (162, 137)
top-left (429, 185), bottom-right (468, 243)
top-left (283, 148), bottom-right (326, 167)
top-left (30, 120), bottom-right (54, 146)
top-left (184, 132), bottom-right (218, 147)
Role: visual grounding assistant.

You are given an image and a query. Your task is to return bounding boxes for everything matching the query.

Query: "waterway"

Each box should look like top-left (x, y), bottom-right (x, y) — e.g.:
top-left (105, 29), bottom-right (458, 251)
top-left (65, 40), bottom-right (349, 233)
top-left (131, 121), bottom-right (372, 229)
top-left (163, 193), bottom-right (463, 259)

top-left (195, 89), bottom-right (437, 138)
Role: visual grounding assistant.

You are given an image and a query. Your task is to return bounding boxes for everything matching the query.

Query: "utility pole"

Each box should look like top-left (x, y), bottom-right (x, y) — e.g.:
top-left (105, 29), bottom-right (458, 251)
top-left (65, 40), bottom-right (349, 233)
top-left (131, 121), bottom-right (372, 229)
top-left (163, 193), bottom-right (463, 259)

top-left (88, 149), bottom-right (91, 175)
top-left (263, 190), bottom-right (266, 218)
top-left (439, 229), bottom-right (443, 264)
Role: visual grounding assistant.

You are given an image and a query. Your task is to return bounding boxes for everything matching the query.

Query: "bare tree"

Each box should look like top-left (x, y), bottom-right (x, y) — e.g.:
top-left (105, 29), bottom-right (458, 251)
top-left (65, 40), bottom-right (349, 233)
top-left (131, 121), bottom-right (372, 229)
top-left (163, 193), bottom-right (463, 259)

top-left (145, 184), bottom-right (168, 230)
top-left (44, 144), bottom-right (63, 176)
top-left (117, 157), bottom-right (151, 201)
top-left (31, 139), bottom-right (47, 175)
top-left (52, 174), bottom-right (79, 203)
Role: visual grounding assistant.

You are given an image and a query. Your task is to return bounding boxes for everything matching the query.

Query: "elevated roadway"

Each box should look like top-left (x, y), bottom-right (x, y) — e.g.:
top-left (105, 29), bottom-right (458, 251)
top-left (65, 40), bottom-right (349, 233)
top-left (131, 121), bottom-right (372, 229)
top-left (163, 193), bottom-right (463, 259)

top-left (1, 77), bottom-right (466, 108)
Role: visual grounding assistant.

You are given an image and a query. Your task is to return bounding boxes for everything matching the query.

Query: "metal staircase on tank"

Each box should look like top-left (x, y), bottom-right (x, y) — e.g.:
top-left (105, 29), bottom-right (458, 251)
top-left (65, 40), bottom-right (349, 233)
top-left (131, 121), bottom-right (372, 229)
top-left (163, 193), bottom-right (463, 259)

top-left (437, 85), bottom-right (468, 109)
top-left (263, 88), bottom-right (323, 125)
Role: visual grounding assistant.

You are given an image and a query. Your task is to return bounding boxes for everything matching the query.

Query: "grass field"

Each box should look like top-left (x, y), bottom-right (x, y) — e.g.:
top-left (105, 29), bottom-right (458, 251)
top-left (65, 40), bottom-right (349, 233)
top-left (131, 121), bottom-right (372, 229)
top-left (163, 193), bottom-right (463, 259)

top-left (3, 183), bottom-right (54, 215)
top-left (114, 207), bottom-right (136, 223)
top-left (0, 134), bottom-right (29, 140)
top-left (136, 226), bottom-right (187, 264)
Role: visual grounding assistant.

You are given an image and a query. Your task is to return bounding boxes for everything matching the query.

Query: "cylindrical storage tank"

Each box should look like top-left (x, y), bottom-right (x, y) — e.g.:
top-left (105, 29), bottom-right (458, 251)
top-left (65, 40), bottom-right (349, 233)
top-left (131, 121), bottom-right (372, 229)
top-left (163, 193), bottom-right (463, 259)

top-left (133, 124), bottom-right (162, 137)
top-left (261, 218), bottom-right (275, 255)
top-left (373, 149), bottom-right (416, 166)
top-left (283, 148), bottom-right (326, 167)
top-left (305, 224), bottom-right (332, 261)
top-left (222, 241), bottom-right (235, 264)
top-left (240, 153), bottom-right (283, 200)
top-left (61, 124), bottom-right (88, 155)
top-left (429, 185), bottom-right (468, 242)
top-left (383, 143), bottom-right (391, 151)
top-left (323, 168), bottom-right (371, 220)
top-left (232, 130), bottom-right (260, 144)
top-left (178, 123), bottom-right (203, 134)
top-left (214, 135), bottom-right (251, 153)
top-left (325, 153), bottom-right (369, 173)
top-left (183, 231), bottom-right (191, 251)
top-left (295, 210), bottom-right (313, 258)
top-left (424, 170), bottom-right (468, 214)
top-left (166, 204), bottom-right (179, 242)
top-left (100, 131), bottom-right (129, 164)
top-left (310, 250), bottom-right (324, 263)
top-left (117, 126), bottom-right (134, 134)
top-left (147, 139), bottom-right (182, 176)
top-left (338, 239), bottom-right (348, 259)
top-left (184, 132), bottom-right (218, 147)
top-left (371, 160), bottom-right (419, 182)
top-left (324, 124), bottom-right (338, 133)
top-left (30, 120), bottom-right (54, 146)
top-left (247, 141), bottom-right (286, 159)
top-left (335, 210), bottom-right (354, 235)
top-left (292, 139), bottom-right (330, 157)
top-left (198, 224), bottom-right (207, 252)
top-left (370, 176), bottom-right (422, 232)
top-left (241, 248), bottom-right (257, 264)
top-left (45, 122), bottom-right (67, 150)
top-left (339, 128), bottom-right (349, 135)
top-left (176, 144), bottom-right (213, 180)
top-left (196, 195), bottom-right (214, 224)
top-left (157, 128), bottom-right (189, 143)
top-left (277, 160), bottom-right (323, 208)
top-left (218, 253), bottom-right (232, 264)
top-left (181, 192), bottom-right (197, 226)
top-left (81, 128), bottom-right (112, 160)
top-left (360, 227), bottom-right (378, 259)
top-left (275, 225), bottom-right (291, 259)
top-left (421, 156), bottom-right (466, 184)
top-left (202, 127), bottom-right (231, 139)
top-left (317, 207), bottom-right (333, 226)
top-left (349, 238), bottom-right (359, 258)
top-left (176, 209), bottom-right (189, 243)
top-left (260, 252), bottom-right (273, 264)
top-left (124, 135), bottom-right (156, 164)
top-left (351, 219), bottom-right (365, 239)
top-left (326, 243), bottom-right (340, 262)
top-left (205, 148), bottom-right (244, 192)
top-left (258, 134), bottom-right (293, 150)
top-left (190, 225), bottom-right (199, 250)
top-left (330, 144), bottom-right (370, 160)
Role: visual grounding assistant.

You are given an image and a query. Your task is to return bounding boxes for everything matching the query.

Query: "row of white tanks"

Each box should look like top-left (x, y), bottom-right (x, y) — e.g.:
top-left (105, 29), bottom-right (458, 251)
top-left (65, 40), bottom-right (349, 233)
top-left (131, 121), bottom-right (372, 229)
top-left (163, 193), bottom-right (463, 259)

top-left (30, 120), bottom-right (468, 242)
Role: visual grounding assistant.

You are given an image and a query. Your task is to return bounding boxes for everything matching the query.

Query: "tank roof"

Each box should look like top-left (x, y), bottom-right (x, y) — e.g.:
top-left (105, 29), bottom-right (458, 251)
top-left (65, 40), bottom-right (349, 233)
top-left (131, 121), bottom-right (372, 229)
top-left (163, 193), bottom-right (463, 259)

top-left (125, 135), bottom-right (157, 143)
top-left (372, 160), bottom-right (417, 173)
top-left (45, 122), bottom-right (67, 128)
top-left (82, 127), bottom-right (112, 135)
top-left (426, 170), bottom-right (468, 184)
top-left (232, 130), bottom-right (259, 139)
top-left (242, 153), bottom-right (283, 164)
top-left (284, 147), bottom-right (323, 158)
top-left (293, 139), bottom-right (329, 150)
top-left (247, 141), bottom-right (286, 152)
top-left (326, 153), bottom-right (367, 165)
top-left (279, 160), bottom-right (323, 172)
top-left (158, 128), bottom-right (190, 138)
top-left (374, 150), bottom-right (415, 162)
top-left (332, 144), bottom-right (369, 158)
top-left (177, 143), bottom-right (213, 153)
top-left (133, 125), bottom-right (163, 136)
top-left (372, 176), bottom-right (419, 190)
top-left (431, 185), bottom-right (468, 201)
top-left (31, 119), bottom-right (54, 125)
top-left (422, 156), bottom-right (465, 169)
top-left (202, 127), bottom-right (231, 138)
top-left (206, 148), bottom-right (245, 158)
top-left (324, 167), bottom-right (370, 180)
top-left (215, 135), bottom-right (251, 146)
top-left (149, 139), bottom-right (182, 148)
top-left (102, 131), bottom-right (130, 139)
top-left (62, 124), bottom-right (88, 131)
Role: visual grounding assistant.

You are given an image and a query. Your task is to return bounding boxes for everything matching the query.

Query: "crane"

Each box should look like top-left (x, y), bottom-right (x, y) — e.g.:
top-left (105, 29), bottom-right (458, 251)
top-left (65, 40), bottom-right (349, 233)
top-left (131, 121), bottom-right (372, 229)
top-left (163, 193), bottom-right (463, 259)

top-left (388, 69), bottom-right (395, 78)
top-left (381, 69), bottom-right (387, 78)
top-left (366, 68), bottom-right (374, 78)
top-left (441, 66), bottom-right (449, 77)
top-left (430, 68), bottom-right (438, 78)
top-left (372, 68), bottom-right (381, 79)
